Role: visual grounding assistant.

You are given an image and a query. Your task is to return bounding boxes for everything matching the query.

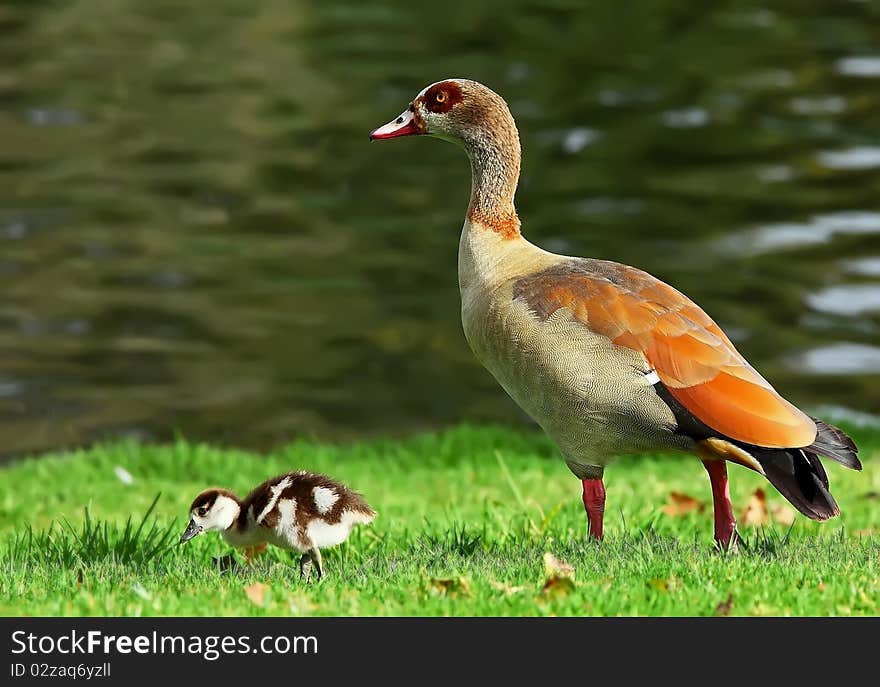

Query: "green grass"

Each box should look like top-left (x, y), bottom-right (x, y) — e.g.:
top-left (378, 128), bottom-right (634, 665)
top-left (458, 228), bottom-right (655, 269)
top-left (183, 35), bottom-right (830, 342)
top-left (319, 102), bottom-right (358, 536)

top-left (1, 424), bottom-right (878, 616)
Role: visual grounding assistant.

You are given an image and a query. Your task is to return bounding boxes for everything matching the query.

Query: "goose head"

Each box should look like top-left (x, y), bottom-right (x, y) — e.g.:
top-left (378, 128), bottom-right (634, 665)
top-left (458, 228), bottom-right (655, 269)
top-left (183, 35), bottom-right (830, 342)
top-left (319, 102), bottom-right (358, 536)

top-left (370, 79), bottom-right (522, 235)
top-left (369, 78), bottom-right (517, 151)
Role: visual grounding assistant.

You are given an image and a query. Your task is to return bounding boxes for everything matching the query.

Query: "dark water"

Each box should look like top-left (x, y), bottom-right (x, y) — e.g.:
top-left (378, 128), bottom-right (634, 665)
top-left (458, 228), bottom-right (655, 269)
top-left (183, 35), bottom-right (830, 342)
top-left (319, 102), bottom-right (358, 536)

top-left (1, 0), bottom-right (879, 459)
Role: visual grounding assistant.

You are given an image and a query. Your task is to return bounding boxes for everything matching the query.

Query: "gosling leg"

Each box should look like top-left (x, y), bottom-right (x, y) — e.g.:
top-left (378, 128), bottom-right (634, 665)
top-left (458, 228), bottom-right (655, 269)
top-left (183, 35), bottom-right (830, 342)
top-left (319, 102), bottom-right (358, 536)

top-left (309, 547), bottom-right (323, 582)
top-left (299, 553), bottom-right (312, 582)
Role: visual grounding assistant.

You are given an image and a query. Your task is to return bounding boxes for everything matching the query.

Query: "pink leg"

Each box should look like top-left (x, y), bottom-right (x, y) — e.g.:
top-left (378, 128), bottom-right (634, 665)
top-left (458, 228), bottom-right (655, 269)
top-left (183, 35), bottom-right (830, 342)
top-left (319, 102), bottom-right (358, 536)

top-left (701, 459), bottom-right (738, 549)
top-left (581, 478), bottom-right (606, 540)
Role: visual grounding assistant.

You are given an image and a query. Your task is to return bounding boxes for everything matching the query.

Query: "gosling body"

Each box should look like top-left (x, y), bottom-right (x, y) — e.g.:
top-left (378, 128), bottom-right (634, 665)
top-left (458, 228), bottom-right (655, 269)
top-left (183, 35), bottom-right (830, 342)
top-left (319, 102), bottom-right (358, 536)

top-left (180, 471), bottom-right (376, 581)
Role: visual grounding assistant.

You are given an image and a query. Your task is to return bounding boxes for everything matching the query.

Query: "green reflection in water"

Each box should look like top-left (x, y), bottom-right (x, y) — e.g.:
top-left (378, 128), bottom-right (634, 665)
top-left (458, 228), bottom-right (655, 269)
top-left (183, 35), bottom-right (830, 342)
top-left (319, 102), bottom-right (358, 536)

top-left (0, 0), bottom-right (878, 458)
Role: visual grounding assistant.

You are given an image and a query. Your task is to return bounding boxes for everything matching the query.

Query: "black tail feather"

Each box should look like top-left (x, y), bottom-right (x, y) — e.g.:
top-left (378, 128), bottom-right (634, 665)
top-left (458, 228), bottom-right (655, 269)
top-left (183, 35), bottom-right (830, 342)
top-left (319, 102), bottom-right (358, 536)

top-left (656, 377), bottom-right (859, 522)
top-left (802, 450), bottom-right (829, 491)
top-left (808, 418), bottom-right (862, 471)
top-left (755, 448), bottom-right (839, 521)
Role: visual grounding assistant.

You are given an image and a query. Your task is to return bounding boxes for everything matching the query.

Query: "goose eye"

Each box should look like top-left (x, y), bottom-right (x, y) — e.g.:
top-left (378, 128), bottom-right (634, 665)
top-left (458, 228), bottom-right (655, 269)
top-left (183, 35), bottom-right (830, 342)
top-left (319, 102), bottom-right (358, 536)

top-left (197, 507), bottom-right (207, 516)
top-left (435, 91), bottom-right (447, 103)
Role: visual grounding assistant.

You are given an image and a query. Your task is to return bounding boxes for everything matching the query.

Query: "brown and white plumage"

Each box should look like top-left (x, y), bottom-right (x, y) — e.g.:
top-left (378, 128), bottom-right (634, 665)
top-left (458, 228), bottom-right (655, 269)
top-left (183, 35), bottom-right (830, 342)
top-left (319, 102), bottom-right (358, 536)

top-left (371, 78), bottom-right (861, 547)
top-left (179, 471), bottom-right (376, 580)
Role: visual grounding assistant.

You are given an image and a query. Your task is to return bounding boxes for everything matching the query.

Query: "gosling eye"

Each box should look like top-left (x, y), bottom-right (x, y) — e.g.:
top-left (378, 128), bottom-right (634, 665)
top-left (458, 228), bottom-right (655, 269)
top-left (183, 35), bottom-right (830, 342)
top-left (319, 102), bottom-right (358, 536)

top-left (197, 507), bottom-right (207, 517)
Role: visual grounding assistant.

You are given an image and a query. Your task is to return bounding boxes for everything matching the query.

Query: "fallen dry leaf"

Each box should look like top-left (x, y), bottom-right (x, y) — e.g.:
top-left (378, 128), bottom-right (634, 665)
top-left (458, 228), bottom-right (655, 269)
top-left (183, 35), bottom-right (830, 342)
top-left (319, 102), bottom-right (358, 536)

top-left (740, 488), bottom-right (769, 526)
top-left (543, 552), bottom-right (574, 578)
top-left (662, 491), bottom-right (705, 517)
top-left (714, 594), bottom-right (734, 616)
top-left (542, 575), bottom-right (576, 597)
top-left (541, 552), bottom-right (576, 597)
top-left (647, 578), bottom-right (669, 593)
top-left (428, 577), bottom-right (471, 597)
top-left (244, 582), bottom-right (267, 606)
top-left (489, 580), bottom-right (526, 596)
top-left (770, 503), bottom-right (796, 526)
top-left (646, 576), bottom-right (679, 593)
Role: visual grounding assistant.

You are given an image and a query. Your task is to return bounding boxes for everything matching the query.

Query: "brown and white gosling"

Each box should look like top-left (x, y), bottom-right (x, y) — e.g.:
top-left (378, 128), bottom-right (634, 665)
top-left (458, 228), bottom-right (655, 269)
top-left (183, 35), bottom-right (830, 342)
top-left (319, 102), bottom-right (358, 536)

top-left (179, 471), bottom-right (377, 581)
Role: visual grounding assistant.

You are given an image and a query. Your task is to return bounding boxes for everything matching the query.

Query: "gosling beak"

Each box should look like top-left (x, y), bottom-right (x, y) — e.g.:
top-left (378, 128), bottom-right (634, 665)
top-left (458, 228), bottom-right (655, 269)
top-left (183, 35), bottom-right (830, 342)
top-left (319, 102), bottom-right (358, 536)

top-left (179, 519), bottom-right (202, 544)
top-left (369, 107), bottom-right (422, 140)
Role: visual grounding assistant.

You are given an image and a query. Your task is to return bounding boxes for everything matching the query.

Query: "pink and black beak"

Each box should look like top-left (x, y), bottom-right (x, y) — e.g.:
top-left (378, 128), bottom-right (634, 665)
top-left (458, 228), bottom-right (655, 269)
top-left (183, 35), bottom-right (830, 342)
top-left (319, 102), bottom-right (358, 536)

top-left (369, 105), bottom-right (424, 141)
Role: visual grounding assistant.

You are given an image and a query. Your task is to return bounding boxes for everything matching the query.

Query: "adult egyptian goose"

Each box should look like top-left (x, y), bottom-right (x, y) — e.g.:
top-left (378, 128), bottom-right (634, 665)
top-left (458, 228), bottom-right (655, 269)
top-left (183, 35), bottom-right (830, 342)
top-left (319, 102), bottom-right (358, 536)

top-left (370, 78), bottom-right (861, 548)
top-left (180, 471), bottom-right (376, 580)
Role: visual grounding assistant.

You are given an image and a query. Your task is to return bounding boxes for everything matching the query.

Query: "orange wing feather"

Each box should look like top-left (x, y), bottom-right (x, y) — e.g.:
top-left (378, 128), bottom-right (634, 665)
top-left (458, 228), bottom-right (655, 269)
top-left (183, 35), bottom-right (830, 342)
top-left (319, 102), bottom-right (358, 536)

top-left (513, 259), bottom-right (816, 449)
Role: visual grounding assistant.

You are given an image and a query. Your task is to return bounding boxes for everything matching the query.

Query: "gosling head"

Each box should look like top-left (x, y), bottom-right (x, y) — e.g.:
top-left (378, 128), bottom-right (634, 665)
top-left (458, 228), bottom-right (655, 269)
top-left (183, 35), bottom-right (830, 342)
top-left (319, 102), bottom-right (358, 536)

top-left (179, 488), bottom-right (240, 544)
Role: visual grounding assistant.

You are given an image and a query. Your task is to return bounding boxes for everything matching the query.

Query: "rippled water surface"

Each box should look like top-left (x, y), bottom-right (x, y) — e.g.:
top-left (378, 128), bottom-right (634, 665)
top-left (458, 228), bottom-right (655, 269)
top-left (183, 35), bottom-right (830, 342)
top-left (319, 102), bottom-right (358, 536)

top-left (1, 0), bottom-right (879, 458)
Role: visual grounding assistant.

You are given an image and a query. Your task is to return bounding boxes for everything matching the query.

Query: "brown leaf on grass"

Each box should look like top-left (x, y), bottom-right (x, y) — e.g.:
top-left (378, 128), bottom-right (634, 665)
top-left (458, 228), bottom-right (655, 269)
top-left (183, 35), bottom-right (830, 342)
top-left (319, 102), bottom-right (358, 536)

top-left (543, 552), bottom-right (574, 578)
top-left (770, 503), bottom-right (796, 526)
top-left (489, 580), bottom-right (526, 596)
top-left (542, 576), bottom-right (575, 596)
top-left (714, 594), bottom-right (734, 616)
top-left (428, 576), bottom-right (471, 597)
top-left (646, 576), bottom-right (679, 593)
top-left (244, 582), bottom-right (267, 606)
top-left (647, 578), bottom-right (669, 593)
top-left (740, 488), bottom-right (769, 526)
top-left (542, 552), bottom-right (576, 597)
top-left (662, 491), bottom-right (706, 517)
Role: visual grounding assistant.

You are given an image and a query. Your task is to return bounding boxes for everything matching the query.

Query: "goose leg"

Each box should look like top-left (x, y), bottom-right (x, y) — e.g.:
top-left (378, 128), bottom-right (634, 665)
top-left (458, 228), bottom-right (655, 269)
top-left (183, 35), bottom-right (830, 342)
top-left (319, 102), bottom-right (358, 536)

top-left (299, 553), bottom-right (312, 582)
top-left (309, 547), bottom-right (323, 581)
top-left (581, 478), bottom-right (606, 540)
top-left (702, 459), bottom-right (739, 550)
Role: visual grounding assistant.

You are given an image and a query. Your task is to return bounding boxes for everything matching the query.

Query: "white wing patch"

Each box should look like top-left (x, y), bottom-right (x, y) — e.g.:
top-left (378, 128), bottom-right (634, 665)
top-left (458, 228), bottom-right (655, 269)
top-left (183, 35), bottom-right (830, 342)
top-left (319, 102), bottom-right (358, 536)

top-left (256, 475), bottom-right (293, 524)
top-left (312, 486), bottom-right (339, 514)
top-left (275, 498), bottom-right (301, 547)
top-left (645, 369), bottom-right (660, 385)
